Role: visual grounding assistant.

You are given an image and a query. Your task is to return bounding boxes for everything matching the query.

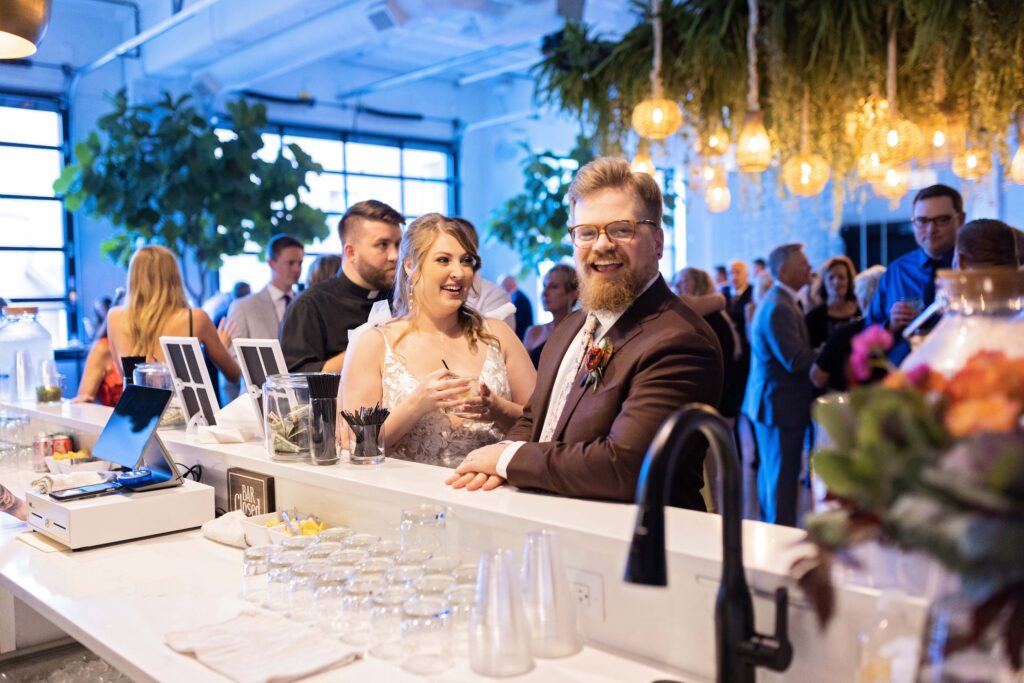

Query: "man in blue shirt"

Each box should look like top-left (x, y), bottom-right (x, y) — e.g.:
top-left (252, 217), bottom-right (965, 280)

top-left (866, 184), bottom-right (964, 364)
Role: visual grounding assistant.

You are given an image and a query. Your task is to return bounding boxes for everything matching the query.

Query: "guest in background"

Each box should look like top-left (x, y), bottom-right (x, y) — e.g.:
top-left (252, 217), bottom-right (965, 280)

top-left (746, 270), bottom-right (774, 339)
top-left (342, 214), bottom-right (535, 467)
top-left (106, 245), bottom-right (240, 384)
top-left (501, 274), bottom-right (534, 340)
top-left (955, 219), bottom-right (1020, 270)
top-left (228, 234), bottom-right (304, 341)
top-left (523, 264), bottom-right (578, 368)
top-left (743, 243), bottom-right (816, 526)
top-left (797, 268), bottom-right (824, 313)
top-left (713, 264), bottom-right (728, 290)
top-left (810, 265), bottom-right (886, 393)
top-left (73, 289), bottom-right (127, 407)
top-left (83, 295), bottom-right (113, 341)
top-left (281, 200), bottom-right (403, 373)
top-left (306, 254), bottom-right (342, 289)
top-left (804, 255), bottom-right (860, 349)
top-left (866, 184), bottom-right (964, 364)
top-left (752, 257), bottom-right (767, 279)
top-left (450, 218), bottom-right (517, 330)
top-left (675, 266), bottom-right (743, 514)
top-left (202, 281), bottom-right (250, 330)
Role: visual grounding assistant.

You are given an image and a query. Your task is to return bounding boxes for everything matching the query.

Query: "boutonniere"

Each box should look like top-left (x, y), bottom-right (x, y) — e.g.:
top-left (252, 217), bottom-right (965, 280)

top-left (579, 337), bottom-right (613, 391)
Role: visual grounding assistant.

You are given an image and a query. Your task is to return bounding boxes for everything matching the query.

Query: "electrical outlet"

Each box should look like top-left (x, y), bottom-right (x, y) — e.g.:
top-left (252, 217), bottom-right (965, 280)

top-left (566, 567), bottom-right (605, 622)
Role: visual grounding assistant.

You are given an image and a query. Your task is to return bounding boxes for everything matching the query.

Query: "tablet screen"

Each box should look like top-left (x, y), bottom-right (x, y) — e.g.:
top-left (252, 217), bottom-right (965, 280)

top-left (92, 385), bottom-right (172, 471)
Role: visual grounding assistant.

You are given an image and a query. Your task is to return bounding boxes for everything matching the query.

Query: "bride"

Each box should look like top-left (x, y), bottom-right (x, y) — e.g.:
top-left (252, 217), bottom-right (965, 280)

top-left (341, 213), bottom-right (536, 467)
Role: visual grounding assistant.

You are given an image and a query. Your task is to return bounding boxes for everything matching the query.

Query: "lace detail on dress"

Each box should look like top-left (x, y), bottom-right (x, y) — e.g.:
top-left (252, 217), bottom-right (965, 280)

top-left (379, 329), bottom-right (511, 468)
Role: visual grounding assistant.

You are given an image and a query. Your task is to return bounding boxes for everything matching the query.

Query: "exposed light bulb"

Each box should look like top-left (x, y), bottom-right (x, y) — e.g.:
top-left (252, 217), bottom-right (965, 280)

top-left (932, 130), bottom-right (945, 148)
top-left (652, 107), bottom-right (664, 125)
top-left (886, 129), bottom-right (899, 147)
top-left (966, 154), bottom-right (978, 169)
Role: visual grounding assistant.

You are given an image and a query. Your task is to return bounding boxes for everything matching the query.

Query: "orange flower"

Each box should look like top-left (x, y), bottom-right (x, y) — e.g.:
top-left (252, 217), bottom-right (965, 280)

top-left (944, 351), bottom-right (1024, 404)
top-left (944, 396), bottom-right (1022, 438)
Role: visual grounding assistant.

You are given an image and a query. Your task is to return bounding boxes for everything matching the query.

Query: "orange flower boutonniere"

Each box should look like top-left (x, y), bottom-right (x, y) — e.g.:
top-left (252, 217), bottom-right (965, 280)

top-left (579, 337), bottom-right (613, 392)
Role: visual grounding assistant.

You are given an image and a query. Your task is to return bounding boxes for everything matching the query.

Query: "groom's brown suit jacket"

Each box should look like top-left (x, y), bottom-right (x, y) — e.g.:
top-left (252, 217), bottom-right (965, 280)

top-left (506, 276), bottom-right (723, 510)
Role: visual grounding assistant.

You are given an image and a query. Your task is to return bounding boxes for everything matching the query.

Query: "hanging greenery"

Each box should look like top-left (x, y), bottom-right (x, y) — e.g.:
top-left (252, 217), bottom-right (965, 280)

top-left (533, 0), bottom-right (1024, 205)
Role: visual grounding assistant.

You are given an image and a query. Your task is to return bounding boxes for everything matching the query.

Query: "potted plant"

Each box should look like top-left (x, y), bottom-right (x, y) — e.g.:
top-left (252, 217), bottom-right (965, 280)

top-left (54, 89), bottom-right (328, 302)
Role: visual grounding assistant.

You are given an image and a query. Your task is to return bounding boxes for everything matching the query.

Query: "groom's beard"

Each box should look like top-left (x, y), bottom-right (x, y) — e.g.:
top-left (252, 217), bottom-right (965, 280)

top-left (578, 247), bottom-right (642, 312)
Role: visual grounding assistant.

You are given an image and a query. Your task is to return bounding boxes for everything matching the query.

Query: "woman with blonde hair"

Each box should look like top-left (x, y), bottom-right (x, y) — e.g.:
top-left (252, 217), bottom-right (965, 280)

top-left (106, 245), bottom-right (240, 384)
top-left (522, 263), bottom-right (578, 367)
top-left (342, 214), bottom-right (535, 467)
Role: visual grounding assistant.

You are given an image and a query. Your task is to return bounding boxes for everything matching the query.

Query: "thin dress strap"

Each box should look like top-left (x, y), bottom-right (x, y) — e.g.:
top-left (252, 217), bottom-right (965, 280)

top-left (376, 326), bottom-right (393, 354)
top-left (188, 308), bottom-right (193, 336)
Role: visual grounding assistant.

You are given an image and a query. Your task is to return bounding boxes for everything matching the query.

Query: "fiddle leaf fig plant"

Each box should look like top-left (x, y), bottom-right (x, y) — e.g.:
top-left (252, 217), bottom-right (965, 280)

top-left (54, 89), bottom-right (328, 302)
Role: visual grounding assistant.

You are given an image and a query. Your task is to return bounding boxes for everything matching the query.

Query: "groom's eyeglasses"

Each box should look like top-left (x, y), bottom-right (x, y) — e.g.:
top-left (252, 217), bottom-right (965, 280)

top-left (568, 219), bottom-right (657, 248)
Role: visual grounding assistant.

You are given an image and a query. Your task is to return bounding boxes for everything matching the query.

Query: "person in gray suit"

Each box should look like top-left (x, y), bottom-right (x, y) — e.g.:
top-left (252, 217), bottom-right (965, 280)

top-left (742, 243), bottom-right (815, 526)
top-left (223, 234), bottom-right (305, 399)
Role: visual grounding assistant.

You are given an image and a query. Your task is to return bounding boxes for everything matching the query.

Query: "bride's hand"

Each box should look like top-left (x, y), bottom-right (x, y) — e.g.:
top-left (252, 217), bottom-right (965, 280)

top-left (455, 382), bottom-right (495, 421)
top-left (413, 369), bottom-right (474, 415)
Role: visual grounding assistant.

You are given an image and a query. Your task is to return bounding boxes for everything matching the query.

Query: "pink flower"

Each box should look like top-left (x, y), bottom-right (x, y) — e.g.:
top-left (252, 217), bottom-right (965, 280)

top-left (904, 364), bottom-right (932, 388)
top-left (849, 325), bottom-right (893, 382)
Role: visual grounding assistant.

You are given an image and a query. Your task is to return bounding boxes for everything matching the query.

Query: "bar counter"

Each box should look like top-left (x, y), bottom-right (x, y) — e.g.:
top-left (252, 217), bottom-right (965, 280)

top-left (0, 400), bottom-right (929, 682)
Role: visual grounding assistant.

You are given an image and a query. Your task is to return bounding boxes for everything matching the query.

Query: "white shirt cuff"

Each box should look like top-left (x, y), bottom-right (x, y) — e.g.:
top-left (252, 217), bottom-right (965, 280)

top-left (496, 441), bottom-right (525, 479)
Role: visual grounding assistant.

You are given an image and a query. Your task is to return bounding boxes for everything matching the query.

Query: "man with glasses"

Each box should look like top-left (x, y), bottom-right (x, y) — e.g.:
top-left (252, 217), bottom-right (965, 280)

top-left (446, 157), bottom-right (723, 509)
top-left (866, 184), bottom-right (965, 364)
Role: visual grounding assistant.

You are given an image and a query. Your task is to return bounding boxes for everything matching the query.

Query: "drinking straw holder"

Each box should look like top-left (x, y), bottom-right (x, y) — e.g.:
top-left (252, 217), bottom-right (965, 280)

top-left (340, 403), bottom-right (390, 466)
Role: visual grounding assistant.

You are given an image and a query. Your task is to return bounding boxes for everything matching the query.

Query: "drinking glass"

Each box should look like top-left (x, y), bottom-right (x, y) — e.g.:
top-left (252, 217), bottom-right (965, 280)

top-left (343, 532), bottom-right (380, 550)
top-left (394, 549), bottom-right (431, 569)
top-left (469, 548), bottom-right (534, 676)
top-left (328, 549), bottom-right (369, 568)
top-left (280, 535), bottom-right (317, 552)
top-left (446, 584), bottom-right (476, 657)
top-left (341, 576), bottom-right (387, 646)
top-left (401, 597), bottom-right (454, 675)
top-left (387, 565), bottom-right (425, 588)
top-left (414, 573), bottom-right (456, 598)
top-left (368, 540), bottom-right (401, 559)
top-left (317, 526), bottom-right (354, 544)
top-left (264, 549), bottom-right (304, 612)
top-left (309, 397), bottom-right (340, 465)
top-left (348, 422), bottom-right (385, 466)
top-left (521, 529), bottom-right (581, 657)
top-left (442, 375), bottom-right (479, 415)
top-left (304, 542), bottom-right (343, 561)
top-left (368, 586), bottom-right (416, 661)
top-left (355, 557), bottom-right (394, 577)
top-left (452, 563), bottom-right (478, 586)
top-left (288, 560), bottom-right (328, 621)
top-left (423, 555), bottom-right (460, 575)
top-left (314, 567), bottom-right (356, 633)
top-left (241, 545), bottom-right (276, 604)
top-left (400, 504), bottom-right (447, 556)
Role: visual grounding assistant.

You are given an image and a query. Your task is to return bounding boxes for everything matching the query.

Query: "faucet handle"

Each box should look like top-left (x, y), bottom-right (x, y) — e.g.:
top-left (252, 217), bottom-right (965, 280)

top-left (740, 587), bottom-right (794, 672)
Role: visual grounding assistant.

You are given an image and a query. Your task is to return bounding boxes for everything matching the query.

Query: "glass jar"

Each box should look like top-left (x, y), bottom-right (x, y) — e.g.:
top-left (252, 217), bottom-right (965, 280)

top-left (0, 307), bottom-right (54, 402)
top-left (133, 362), bottom-right (185, 428)
top-left (263, 374), bottom-right (311, 462)
top-left (903, 269), bottom-right (1024, 375)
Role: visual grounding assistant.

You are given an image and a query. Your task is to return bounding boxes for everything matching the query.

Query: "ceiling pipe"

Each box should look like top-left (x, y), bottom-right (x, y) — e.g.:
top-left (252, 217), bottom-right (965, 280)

top-left (457, 56), bottom-right (537, 86)
top-left (336, 39), bottom-right (534, 100)
top-left (461, 109), bottom-right (538, 134)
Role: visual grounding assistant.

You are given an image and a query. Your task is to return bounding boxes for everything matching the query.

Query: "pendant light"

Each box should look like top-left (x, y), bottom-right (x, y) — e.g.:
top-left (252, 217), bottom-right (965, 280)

top-left (1010, 113), bottom-right (1024, 185)
top-left (857, 151), bottom-right (888, 185)
top-left (951, 146), bottom-right (992, 181)
top-left (698, 126), bottom-right (730, 157)
top-left (631, 0), bottom-right (681, 140)
top-left (0, 0), bottom-right (51, 58)
top-left (863, 6), bottom-right (923, 166)
top-left (781, 87), bottom-right (830, 197)
top-left (736, 0), bottom-right (771, 173)
top-left (630, 146), bottom-right (656, 176)
top-left (705, 178), bottom-right (731, 213)
top-left (871, 164), bottom-right (909, 204)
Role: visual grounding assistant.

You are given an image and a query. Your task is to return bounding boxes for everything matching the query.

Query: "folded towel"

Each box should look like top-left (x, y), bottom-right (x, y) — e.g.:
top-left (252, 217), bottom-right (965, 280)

top-left (166, 611), bottom-right (361, 683)
top-left (201, 510), bottom-right (248, 548)
top-left (196, 426), bottom-right (252, 444)
top-left (31, 471), bottom-right (117, 494)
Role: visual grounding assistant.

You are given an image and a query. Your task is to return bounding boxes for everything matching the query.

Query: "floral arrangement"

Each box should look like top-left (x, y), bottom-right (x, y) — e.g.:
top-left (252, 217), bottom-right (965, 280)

top-left (579, 338), bottom-right (613, 392)
top-left (798, 326), bottom-right (1024, 669)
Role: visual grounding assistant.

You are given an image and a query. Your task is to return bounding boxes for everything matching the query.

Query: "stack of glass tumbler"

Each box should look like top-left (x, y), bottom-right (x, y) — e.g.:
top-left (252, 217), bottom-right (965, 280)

top-left (241, 503), bottom-right (581, 676)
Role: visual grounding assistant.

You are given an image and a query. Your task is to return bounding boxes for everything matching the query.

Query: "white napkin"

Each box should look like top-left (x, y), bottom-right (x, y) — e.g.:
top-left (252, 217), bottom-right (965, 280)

top-left (485, 301), bottom-right (518, 323)
top-left (347, 299), bottom-right (393, 347)
top-left (165, 611), bottom-right (361, 683)
top-left (200, 510), bottom-right (248, 548)
top-left (31, 471), bottom-right (117, 494)
top-left (196, 426), bottom-right (252, 444)
top-left (214, 394), bottom-right (261, 435)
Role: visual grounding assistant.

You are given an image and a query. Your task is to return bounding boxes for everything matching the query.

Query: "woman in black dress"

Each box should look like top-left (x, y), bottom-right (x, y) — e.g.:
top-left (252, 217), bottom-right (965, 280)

top-left (804, 256), bottom-right (860, 349)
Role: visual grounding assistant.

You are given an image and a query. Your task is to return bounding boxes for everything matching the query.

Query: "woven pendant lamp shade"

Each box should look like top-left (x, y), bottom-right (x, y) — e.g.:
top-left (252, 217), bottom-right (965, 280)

top-left (951, 148), bottom-right (992, 180)
top-left (863, 117), bottom-right (924, 166)
top-left (857, 152), bottom-right (888, 184)
top-left (737, 111), bottom-right (772, 173)
top-left (920, 113), bottom-right (964, 163)
top-left (705, 179), bottom-right (731, 213)
top-left (871, 164), bottom-right (909, 202)
top-left (782, 152), bottom-right (830, 197)
top-left (630, 149), bottom-right (656, 176)
top-left (1010, 146), bottom-right (1024, 185)
top-left (699, 127), bottom-right (730, 157)
top-left (631, 98), bottom-right (682, 140)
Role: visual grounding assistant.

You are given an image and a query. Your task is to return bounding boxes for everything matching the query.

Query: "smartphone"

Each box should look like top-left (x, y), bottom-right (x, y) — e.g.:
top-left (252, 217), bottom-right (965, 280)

top-left (49, 481), bottom-right (123, 502)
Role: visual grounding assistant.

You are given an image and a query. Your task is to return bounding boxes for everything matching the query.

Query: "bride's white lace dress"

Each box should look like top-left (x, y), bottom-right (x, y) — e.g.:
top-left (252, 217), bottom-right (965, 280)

top-left (378, 329), bottom-right (511, 467)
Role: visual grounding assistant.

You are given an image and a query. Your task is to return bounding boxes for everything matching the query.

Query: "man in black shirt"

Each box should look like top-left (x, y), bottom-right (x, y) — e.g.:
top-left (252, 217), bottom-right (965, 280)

top-left (281, 200), bottom-right (404, 373)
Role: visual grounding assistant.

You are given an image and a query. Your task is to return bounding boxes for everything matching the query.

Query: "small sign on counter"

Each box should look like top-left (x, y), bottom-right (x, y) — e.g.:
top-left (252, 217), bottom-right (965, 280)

top-left (227, 468), bottom-right (275, 517)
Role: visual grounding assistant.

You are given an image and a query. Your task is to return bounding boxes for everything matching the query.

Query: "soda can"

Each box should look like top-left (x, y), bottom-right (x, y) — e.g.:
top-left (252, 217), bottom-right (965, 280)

top-left (51, 433), bottom-right (73, 455)
top-left (32, 432), bottom-right (52, 473)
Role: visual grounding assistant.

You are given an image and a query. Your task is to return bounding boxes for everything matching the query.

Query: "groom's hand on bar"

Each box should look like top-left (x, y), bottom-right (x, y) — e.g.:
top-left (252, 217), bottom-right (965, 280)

top-left (445, 443), bottom-right (506, 491)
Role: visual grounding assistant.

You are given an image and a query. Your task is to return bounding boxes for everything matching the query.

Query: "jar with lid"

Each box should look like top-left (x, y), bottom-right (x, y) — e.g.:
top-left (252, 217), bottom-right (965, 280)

top-left (0, 307), bottom-right (54, 402)
top-left (902, 268), bottom-right (1024, 374)
top-left (133, 362), bottom-right (185, 428)
top-left (263, 374), bottom-right (311, 462)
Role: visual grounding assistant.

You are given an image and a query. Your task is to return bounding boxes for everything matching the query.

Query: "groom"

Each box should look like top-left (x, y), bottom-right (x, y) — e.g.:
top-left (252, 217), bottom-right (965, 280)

top-left (446, 157), bottom-right (723, 509)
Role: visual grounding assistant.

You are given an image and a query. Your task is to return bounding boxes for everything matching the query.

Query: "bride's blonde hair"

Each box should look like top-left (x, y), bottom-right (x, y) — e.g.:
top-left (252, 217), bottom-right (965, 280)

top-left (392, 214), bottom-right (500, 351)
top-left (125, 245), bottom-right (188, 357)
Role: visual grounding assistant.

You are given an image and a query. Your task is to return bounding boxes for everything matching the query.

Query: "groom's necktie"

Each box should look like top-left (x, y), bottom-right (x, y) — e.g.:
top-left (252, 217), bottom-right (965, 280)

top-left (539, 313), bottom-right (599, 442)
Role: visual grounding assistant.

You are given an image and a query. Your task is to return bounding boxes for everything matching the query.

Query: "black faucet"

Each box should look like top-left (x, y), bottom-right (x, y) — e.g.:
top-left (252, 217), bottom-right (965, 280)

top-left (624, 404), bottom-right (793, 683)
